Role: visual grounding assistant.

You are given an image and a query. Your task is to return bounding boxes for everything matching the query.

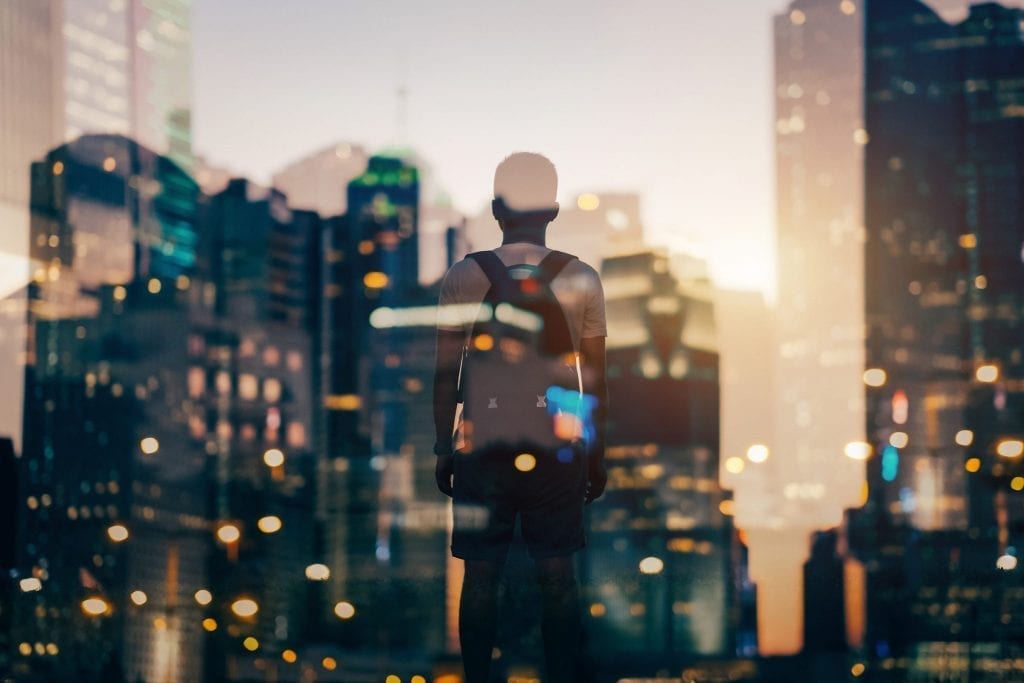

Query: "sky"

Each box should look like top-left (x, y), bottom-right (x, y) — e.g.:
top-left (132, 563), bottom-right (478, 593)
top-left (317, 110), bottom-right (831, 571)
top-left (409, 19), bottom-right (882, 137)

top-left (192, 0), bottom-right (791, 295)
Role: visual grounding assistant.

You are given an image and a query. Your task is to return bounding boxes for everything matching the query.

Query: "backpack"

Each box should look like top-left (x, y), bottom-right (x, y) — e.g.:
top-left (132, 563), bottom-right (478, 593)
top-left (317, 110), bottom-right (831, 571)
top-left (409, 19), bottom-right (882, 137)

top-left (455, 249), bottom-right (595, 454)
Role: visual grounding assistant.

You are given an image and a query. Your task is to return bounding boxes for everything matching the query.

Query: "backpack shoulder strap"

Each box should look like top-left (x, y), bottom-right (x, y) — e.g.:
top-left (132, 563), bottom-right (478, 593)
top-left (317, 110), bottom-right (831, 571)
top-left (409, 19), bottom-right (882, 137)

top-left (536, 250), bottom-right (577, 286)
top-left (466, 251), bottom-right (515, 299)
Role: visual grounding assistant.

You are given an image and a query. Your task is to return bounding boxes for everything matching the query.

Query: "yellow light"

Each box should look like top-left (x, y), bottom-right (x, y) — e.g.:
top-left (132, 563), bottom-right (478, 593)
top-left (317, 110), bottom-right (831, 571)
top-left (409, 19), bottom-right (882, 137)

top-left (839, 0), bottom-right (856, 15)
top-left (790, 9), bottom-right (806, 24)
top-left (577, 193), bottom-right (600, 211)
top-left (589, 603), bottom-right (606, 617)
top-left (889, 432), bottom-right (909, 449)
top-left (997, 440), bottom-right (1024, 458)
top-left (724, 457), bottom-right (745, 474)
top-left (410, 676), bottom-right (427, 683)
top-left (18, 642), bottom-right (32, 656)
top-left (1011, 477), bottom-right (1024, 492)
top-left (976, 365), bottom-right (999, 383)
top-left (103, 156), bottom-right (116, 172)
top-left (322, 657), bottom-right (337, 671)
top-left (334, 601), bottom-right (356, 619)
top-left (959, 233), bottom-right (977, 249)
top-left (202, 618), bottom-right (217, 632)
top-left (844, 442), bottom-right (872, 460)
top-left (363, 271), bottom-right (389, 289)
top-left (975, 275), bottom-right (987, 290)
top-left (81, 597), bottom-right (110, 616)
top-left (473, 334), bottom-right (494, 351)
top-left (997, 554), bottom-right (1018, 571)
top-left (853, 128), bottom-right (869, 145)
top-left (176, 275), bottom-right (190, 290)
top-left (130, 590), bottom-right (147, 606)
top-left (719, 500), bottom-right (735, 516)
top-left (306, 563), bottom-right (331, 581)
top-left (514, 453), bottom-right (537, 472)
top-left (639, 556), bottom-right (664, 575)
top-left (324, 394), bottom-right (361, 410)
top-left (385, 676), bottom-right (401, 683)
top-left (243, 636), bottom-right (259, 652)
top-left (862, 368), bottom-right (886, 387)
top-left (231, 598), bottom-right (259, 618)
top-left (263, 448), bottom-right (285, 467)
top-left (19, 577), bottom-right (42, 592)
top-left (113, 285), bottom-right (127, 302)
top-left (965, 458), bottom-right (981, 473)
top-left (956, 430), bottom-right (974, 447)
top-left (153, 617), bottom-right (167, 631)
top-left (33, 642), bottom-right (44, 655)
top-left (107, 524), bottom-right (129, 542)
top-left (851, 662), bottom-right (866, 677)
top-left (746, 444), bottom-right (769, 463)
top-left (358, 239), bottom-right (375, 255)
top-left (216, 524), bottom-right (240, 544)
top-left (45, 643), bottom-right (58, 655)
top-left (282, 649), bottom-right (297, 663)
top-left (194, 589), bottom-right (213, 605)
top-left (52, 161), bottom-right (64, 175)
top-left (147, 278), bottom-right (161, 294)
top-left (140, 437), bottom-right (160, 455)
top-left (257, 516), bottom-right (282, 534)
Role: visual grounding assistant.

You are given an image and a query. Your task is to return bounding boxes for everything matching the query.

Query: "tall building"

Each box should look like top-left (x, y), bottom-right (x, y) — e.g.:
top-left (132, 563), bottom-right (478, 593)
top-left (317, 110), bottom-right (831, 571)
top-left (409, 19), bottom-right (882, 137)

top-left (193, 178), bottom-right (322, 679)
top-left (16, 134), bottom-right (205, 682)
top-left (583, 248), bottom-right (734, 673)
top-left (1, 0), bottom-right (193, 454)
top-left (850, 0), bottom-right (1024, 675)
top-left (720, 0), bottom-right (867, 656)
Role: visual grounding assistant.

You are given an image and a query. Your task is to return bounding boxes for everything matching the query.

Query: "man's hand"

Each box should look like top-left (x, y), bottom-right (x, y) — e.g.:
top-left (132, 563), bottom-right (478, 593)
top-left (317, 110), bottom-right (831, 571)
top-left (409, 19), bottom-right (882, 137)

top-left (435, 452), bottom-right (454, 497)
top-left (585, 457), bottom-right (607, 504)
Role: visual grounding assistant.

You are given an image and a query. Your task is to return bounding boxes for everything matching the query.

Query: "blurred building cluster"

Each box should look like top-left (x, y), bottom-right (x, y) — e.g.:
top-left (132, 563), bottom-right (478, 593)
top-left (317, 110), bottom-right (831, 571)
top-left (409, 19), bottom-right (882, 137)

top-left (0, 4), bottom-right (735, 682)
top-left (717, 0), bottom-right (1024, 681)
top-left (3, 0), bottom-right (1023, 682)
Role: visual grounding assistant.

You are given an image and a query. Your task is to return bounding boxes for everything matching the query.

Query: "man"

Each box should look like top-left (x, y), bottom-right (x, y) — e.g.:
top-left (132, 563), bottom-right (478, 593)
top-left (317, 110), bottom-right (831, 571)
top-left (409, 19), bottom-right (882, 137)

top-left (433, 152), bottom-right (608, 682)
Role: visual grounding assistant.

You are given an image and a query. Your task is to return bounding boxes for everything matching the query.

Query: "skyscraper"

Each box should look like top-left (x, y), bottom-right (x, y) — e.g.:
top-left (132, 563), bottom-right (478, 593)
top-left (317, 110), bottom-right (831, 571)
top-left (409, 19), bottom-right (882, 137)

top-left (584, 248), bottom-right (734, 671)
top-left (851, 0), bottom-right (1024, 673)
top-left (725, 0), bottom-right (867, 656)
top-left (17, 134), bottom-right (205, 682)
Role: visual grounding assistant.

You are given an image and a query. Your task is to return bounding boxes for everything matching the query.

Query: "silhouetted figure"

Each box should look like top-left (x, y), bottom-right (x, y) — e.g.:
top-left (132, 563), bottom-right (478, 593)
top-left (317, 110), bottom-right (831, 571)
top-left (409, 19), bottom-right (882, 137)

top-left (433, 152), bottom-right (608, 682)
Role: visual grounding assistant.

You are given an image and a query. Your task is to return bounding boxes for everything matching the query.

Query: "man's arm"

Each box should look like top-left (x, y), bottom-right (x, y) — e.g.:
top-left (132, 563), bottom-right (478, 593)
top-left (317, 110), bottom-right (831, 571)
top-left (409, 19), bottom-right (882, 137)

top-left (580, 335), bottom-right (608, 504)
top-left (432, 328), bottom-right (464, 496)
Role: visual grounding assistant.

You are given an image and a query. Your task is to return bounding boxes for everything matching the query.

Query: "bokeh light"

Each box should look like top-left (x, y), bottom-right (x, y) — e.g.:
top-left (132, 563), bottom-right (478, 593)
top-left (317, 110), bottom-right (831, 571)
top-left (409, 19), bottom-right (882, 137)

top-left (306, 564), bottom-right (330, 581)
top-left (231, 598), bottom-right (259, 618)
top-left (334, 601), bottom-right (356, 619)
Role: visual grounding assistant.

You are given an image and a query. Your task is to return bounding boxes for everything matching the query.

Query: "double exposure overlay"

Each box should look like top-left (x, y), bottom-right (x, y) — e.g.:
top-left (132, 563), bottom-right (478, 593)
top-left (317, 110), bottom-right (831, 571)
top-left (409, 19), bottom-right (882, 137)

top-left (1, 0), bottom-right (1023, 681)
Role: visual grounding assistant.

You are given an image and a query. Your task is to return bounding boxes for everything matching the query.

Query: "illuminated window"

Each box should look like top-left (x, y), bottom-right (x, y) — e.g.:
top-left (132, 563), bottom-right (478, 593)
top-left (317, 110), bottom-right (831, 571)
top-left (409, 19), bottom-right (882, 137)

top-left (187, 367), bottom-right (205, 398)
top-left (263, 378), bottom-right (282, 403)
top-left (238, 374), bottom-right (258, 401)
top-left (278, 416), bottom-right (305, 447)
top-left (263, 346), bottom-right (280, 366)
top-left (215, 371), bottom-right (231, 396)
top-left (286, 351), bottom-right (303, 371)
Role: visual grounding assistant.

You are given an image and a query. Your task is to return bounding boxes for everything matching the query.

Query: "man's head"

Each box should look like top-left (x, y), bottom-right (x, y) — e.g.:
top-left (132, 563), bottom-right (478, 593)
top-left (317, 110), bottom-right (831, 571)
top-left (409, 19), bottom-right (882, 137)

top-left (492, 152), bottom-right (559, 226)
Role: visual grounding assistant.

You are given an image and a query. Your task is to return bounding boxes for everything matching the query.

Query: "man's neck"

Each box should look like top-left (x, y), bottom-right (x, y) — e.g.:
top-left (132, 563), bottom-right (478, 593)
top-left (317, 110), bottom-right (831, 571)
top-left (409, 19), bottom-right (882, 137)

top-left (500, 222), bottom-right (548, 247)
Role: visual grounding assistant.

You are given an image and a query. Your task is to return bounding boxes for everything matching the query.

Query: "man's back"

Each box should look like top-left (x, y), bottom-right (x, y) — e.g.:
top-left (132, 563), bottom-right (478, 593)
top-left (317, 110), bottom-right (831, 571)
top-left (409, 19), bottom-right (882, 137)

top-left (436, 242), bottom-right (606, 350)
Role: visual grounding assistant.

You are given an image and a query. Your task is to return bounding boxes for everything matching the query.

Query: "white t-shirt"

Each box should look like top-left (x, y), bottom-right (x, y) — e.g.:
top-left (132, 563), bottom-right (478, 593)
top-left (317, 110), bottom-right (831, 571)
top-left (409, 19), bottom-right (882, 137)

top-left (436, 242), bottom-right (607, 349)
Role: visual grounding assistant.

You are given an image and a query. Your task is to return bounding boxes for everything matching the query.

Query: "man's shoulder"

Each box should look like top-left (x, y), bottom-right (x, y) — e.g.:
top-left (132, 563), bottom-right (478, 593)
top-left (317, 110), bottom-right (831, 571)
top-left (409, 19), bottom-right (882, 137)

top-left (561, 256), bottom-right (603, 289)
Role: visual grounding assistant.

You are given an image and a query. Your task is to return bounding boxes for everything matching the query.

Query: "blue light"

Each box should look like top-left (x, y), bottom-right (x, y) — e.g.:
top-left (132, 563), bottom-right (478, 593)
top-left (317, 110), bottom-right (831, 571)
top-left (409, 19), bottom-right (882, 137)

top-left (881, 444), bottom-right (899, 482)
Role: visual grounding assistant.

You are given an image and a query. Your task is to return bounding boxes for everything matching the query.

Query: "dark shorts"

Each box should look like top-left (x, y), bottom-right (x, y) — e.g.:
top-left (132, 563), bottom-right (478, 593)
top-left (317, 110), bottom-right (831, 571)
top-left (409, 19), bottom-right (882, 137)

top-left (451, 442), bottom-right (588, 562)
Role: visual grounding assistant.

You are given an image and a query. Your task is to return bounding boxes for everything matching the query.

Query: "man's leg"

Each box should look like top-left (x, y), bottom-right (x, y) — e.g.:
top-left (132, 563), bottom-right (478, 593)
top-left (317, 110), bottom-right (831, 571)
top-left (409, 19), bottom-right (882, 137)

top-left (536, 555), bottom-right (581, 683)
top-left (460, 558), bottom-right (504, 683)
